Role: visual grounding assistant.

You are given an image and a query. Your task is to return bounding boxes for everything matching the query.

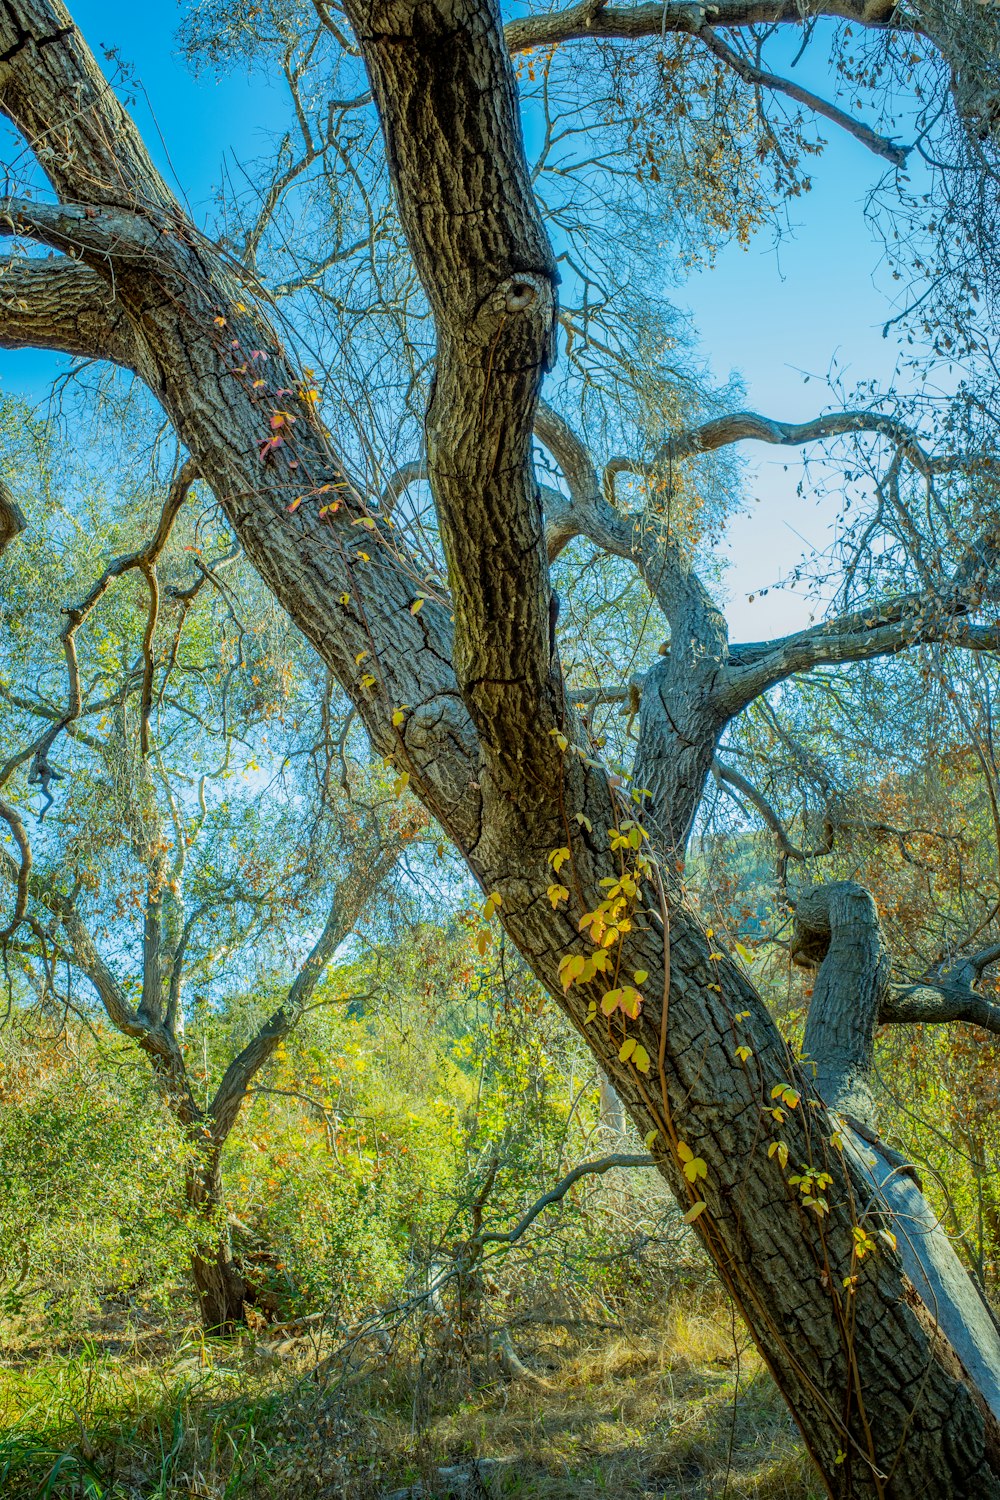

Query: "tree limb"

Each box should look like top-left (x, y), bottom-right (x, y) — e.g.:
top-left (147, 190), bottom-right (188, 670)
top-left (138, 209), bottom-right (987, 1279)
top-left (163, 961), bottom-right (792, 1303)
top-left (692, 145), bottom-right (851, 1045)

top-left (604, 407), bottom-right (964, 496)
top-left (0, 0), bottom-right (177, 212)
top-left (0, 252), bottom-right (141, 368)
top-left (207, 840), bottom-right (401, 1143)
top-left (0, 478), bottom-right (25, 557)
top-left (698, 26), bottom-right (909, 166)
top-left (503, 0), bottom-right (913, 55)
top-left (477, 1153), bottom-right (655, 1246)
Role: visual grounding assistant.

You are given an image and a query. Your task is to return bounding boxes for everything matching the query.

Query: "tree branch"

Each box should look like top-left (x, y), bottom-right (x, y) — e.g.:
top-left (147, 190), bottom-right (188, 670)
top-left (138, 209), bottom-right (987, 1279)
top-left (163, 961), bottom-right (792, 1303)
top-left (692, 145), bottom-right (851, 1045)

top-left (698, 26), bottom-right (909, 166)
top-left (343, 0), bottom-right (561, 785)
top-left (535, 398), bottom-right (715, 629)
top-left (725, 604), bottom-right (1000, 711)
top-left (478, 1153), bottom-right (655, 1246)
top-left (0, 197), bottom-right (162, 262)
top-left (0, 0), bottom-right (177, 212)
top-left (604, 407), bottom-right (959, 497)
top-left (503, 0), bottom-right (912, 55)
top-left (0, 252), bottom-right (141, 368)
top-left (0, 797), bottom-right (31, 942)
top-left (207, 840), bottom-right (401, 1142)
top-left (0, 478), bottom-right (25, 557)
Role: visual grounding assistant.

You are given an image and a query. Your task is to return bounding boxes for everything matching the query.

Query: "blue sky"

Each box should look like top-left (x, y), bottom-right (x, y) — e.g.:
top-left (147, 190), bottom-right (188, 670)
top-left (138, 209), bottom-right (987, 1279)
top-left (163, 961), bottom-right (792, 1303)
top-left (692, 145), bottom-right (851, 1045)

top-left (1, 1), bottom-right (915, 644)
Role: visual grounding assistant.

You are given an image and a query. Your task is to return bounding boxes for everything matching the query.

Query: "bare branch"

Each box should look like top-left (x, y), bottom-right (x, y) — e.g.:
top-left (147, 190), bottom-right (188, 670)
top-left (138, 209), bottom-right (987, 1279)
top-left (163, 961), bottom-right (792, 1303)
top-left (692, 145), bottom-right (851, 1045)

top-left (535, 399), bottom-right (711, 628)
top-left (379, 459), bottom-right (425, 516)
top-left (713, 759), bottom-right (832, 880)
top-left (605, 407), bottom-right (961, 497)
top-left (882, 981), bottom-right (1000, 1036)
top-left (0, 253), bottom-right (141, 368)
top-left (478, 1153), bottom-right (655, 1246)
top-left (698, 26), bottom-right (909, 166)
top-left (725, 604), bottom-right (1000, 712)
top-left (503, 0), bottom-right (911, 55)
top-left (0, 197), bottom-right (163, 263)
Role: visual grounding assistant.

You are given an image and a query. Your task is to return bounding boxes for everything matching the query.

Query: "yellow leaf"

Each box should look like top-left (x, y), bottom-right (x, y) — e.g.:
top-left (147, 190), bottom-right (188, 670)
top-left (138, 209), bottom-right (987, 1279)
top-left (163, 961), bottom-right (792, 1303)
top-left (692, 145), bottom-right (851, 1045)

top-left (475, 929), bottom-right (489, 956)
top-left (644, 1129), bottom-right (658, 1150)
top-left (619, 1037), bottom-right (636, 1063)
top-left (735, 941), bottom-right (754, 963)
top-left (633, 969), bottom-right (649, 985)
top-left (558, 954), bottom-right (586, 991)
top-left (410, 596), bottom-right (425, 614)
top-left (683, 1200), bottom-right (707, 1224)
top-left (734, 1045), bottom-right (752, 1062)
top-left (392, 706), bottom-right (408, 728)
top-left (767, 1141), bottom-right (789, 1170)
top-left (632, 1044), bottom-right (650, 1073)
top-left (547, 883), bottom-right (569, 909)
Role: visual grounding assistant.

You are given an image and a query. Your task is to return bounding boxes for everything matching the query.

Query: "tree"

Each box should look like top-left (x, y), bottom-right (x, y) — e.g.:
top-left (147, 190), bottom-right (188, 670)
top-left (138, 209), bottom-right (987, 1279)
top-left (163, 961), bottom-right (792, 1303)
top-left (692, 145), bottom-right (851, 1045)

top-left (0, 414), bottom-right (413, 1329)
top-left (2, 0), bottom-right (1000, 1490)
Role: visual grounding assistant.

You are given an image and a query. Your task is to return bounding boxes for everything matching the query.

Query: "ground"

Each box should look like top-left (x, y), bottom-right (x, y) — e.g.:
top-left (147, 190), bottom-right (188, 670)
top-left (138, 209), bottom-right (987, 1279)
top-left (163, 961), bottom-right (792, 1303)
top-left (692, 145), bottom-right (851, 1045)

top-left (0, 1294), bottom-right (823, 1498)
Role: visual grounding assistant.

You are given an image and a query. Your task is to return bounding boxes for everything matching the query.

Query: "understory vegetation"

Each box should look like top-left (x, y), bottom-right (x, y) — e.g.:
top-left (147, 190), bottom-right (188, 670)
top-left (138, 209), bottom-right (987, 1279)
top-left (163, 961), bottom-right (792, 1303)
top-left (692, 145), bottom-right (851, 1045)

top-left (1, 841), bottom-right (997, 1496)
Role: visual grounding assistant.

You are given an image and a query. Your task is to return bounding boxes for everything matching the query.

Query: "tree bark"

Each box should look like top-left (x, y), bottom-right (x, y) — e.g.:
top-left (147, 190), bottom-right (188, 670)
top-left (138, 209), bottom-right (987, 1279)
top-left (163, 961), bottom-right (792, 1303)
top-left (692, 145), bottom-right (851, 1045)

top-left (793, 882), bottom-right (1000, 1436)
top-left (185, 1146), bottom-right (246, 1335)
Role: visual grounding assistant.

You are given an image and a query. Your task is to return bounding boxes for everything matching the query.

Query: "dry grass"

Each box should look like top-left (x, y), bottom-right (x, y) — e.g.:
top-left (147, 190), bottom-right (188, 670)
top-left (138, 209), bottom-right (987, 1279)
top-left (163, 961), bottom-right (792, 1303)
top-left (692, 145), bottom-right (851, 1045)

top-left (0, 1294), bottom-right (823, 1498)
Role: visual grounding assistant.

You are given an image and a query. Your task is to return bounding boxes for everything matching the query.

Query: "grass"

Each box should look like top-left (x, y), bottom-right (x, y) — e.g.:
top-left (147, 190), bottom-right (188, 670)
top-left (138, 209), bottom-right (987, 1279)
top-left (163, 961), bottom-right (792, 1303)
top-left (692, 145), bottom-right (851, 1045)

top-left (0, 1295), bottom-right (822, 1499)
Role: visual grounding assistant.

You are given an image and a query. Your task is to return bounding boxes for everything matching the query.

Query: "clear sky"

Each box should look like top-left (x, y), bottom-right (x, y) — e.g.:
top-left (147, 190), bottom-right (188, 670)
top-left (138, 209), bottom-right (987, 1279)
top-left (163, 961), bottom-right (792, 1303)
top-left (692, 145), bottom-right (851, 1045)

top-left (0, 1), bottom-right (916, 645)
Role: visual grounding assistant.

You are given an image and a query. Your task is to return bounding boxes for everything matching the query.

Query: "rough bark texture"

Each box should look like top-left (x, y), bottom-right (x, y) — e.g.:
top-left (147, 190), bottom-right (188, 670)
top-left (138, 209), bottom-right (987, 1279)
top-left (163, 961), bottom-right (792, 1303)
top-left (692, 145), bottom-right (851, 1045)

top-left (186, 1148), bottom-right (247, 1335)
top-left (792, 881), bottom-right (1000, 1438)
top-left (2, 0), bottom-right (1000, 1492)
top-left (794, 883), bottom-right (890, 1133)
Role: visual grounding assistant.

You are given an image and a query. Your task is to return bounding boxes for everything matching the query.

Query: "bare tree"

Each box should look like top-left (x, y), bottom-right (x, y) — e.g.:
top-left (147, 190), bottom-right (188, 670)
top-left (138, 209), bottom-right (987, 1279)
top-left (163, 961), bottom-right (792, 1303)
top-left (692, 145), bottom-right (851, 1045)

top-left (3, 0), bottom-right (1000, 1490)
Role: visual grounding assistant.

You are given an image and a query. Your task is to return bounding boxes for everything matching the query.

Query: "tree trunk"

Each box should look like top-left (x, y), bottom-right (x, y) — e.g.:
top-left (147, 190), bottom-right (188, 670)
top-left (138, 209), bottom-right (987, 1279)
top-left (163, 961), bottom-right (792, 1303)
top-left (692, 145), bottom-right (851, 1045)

top-left (599, 1075), bottom-right (626, 1136)
top-left (185, 1148), bottom-right (246, 1335)
top-left (792, 884), bottom-right (1000, 1436)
